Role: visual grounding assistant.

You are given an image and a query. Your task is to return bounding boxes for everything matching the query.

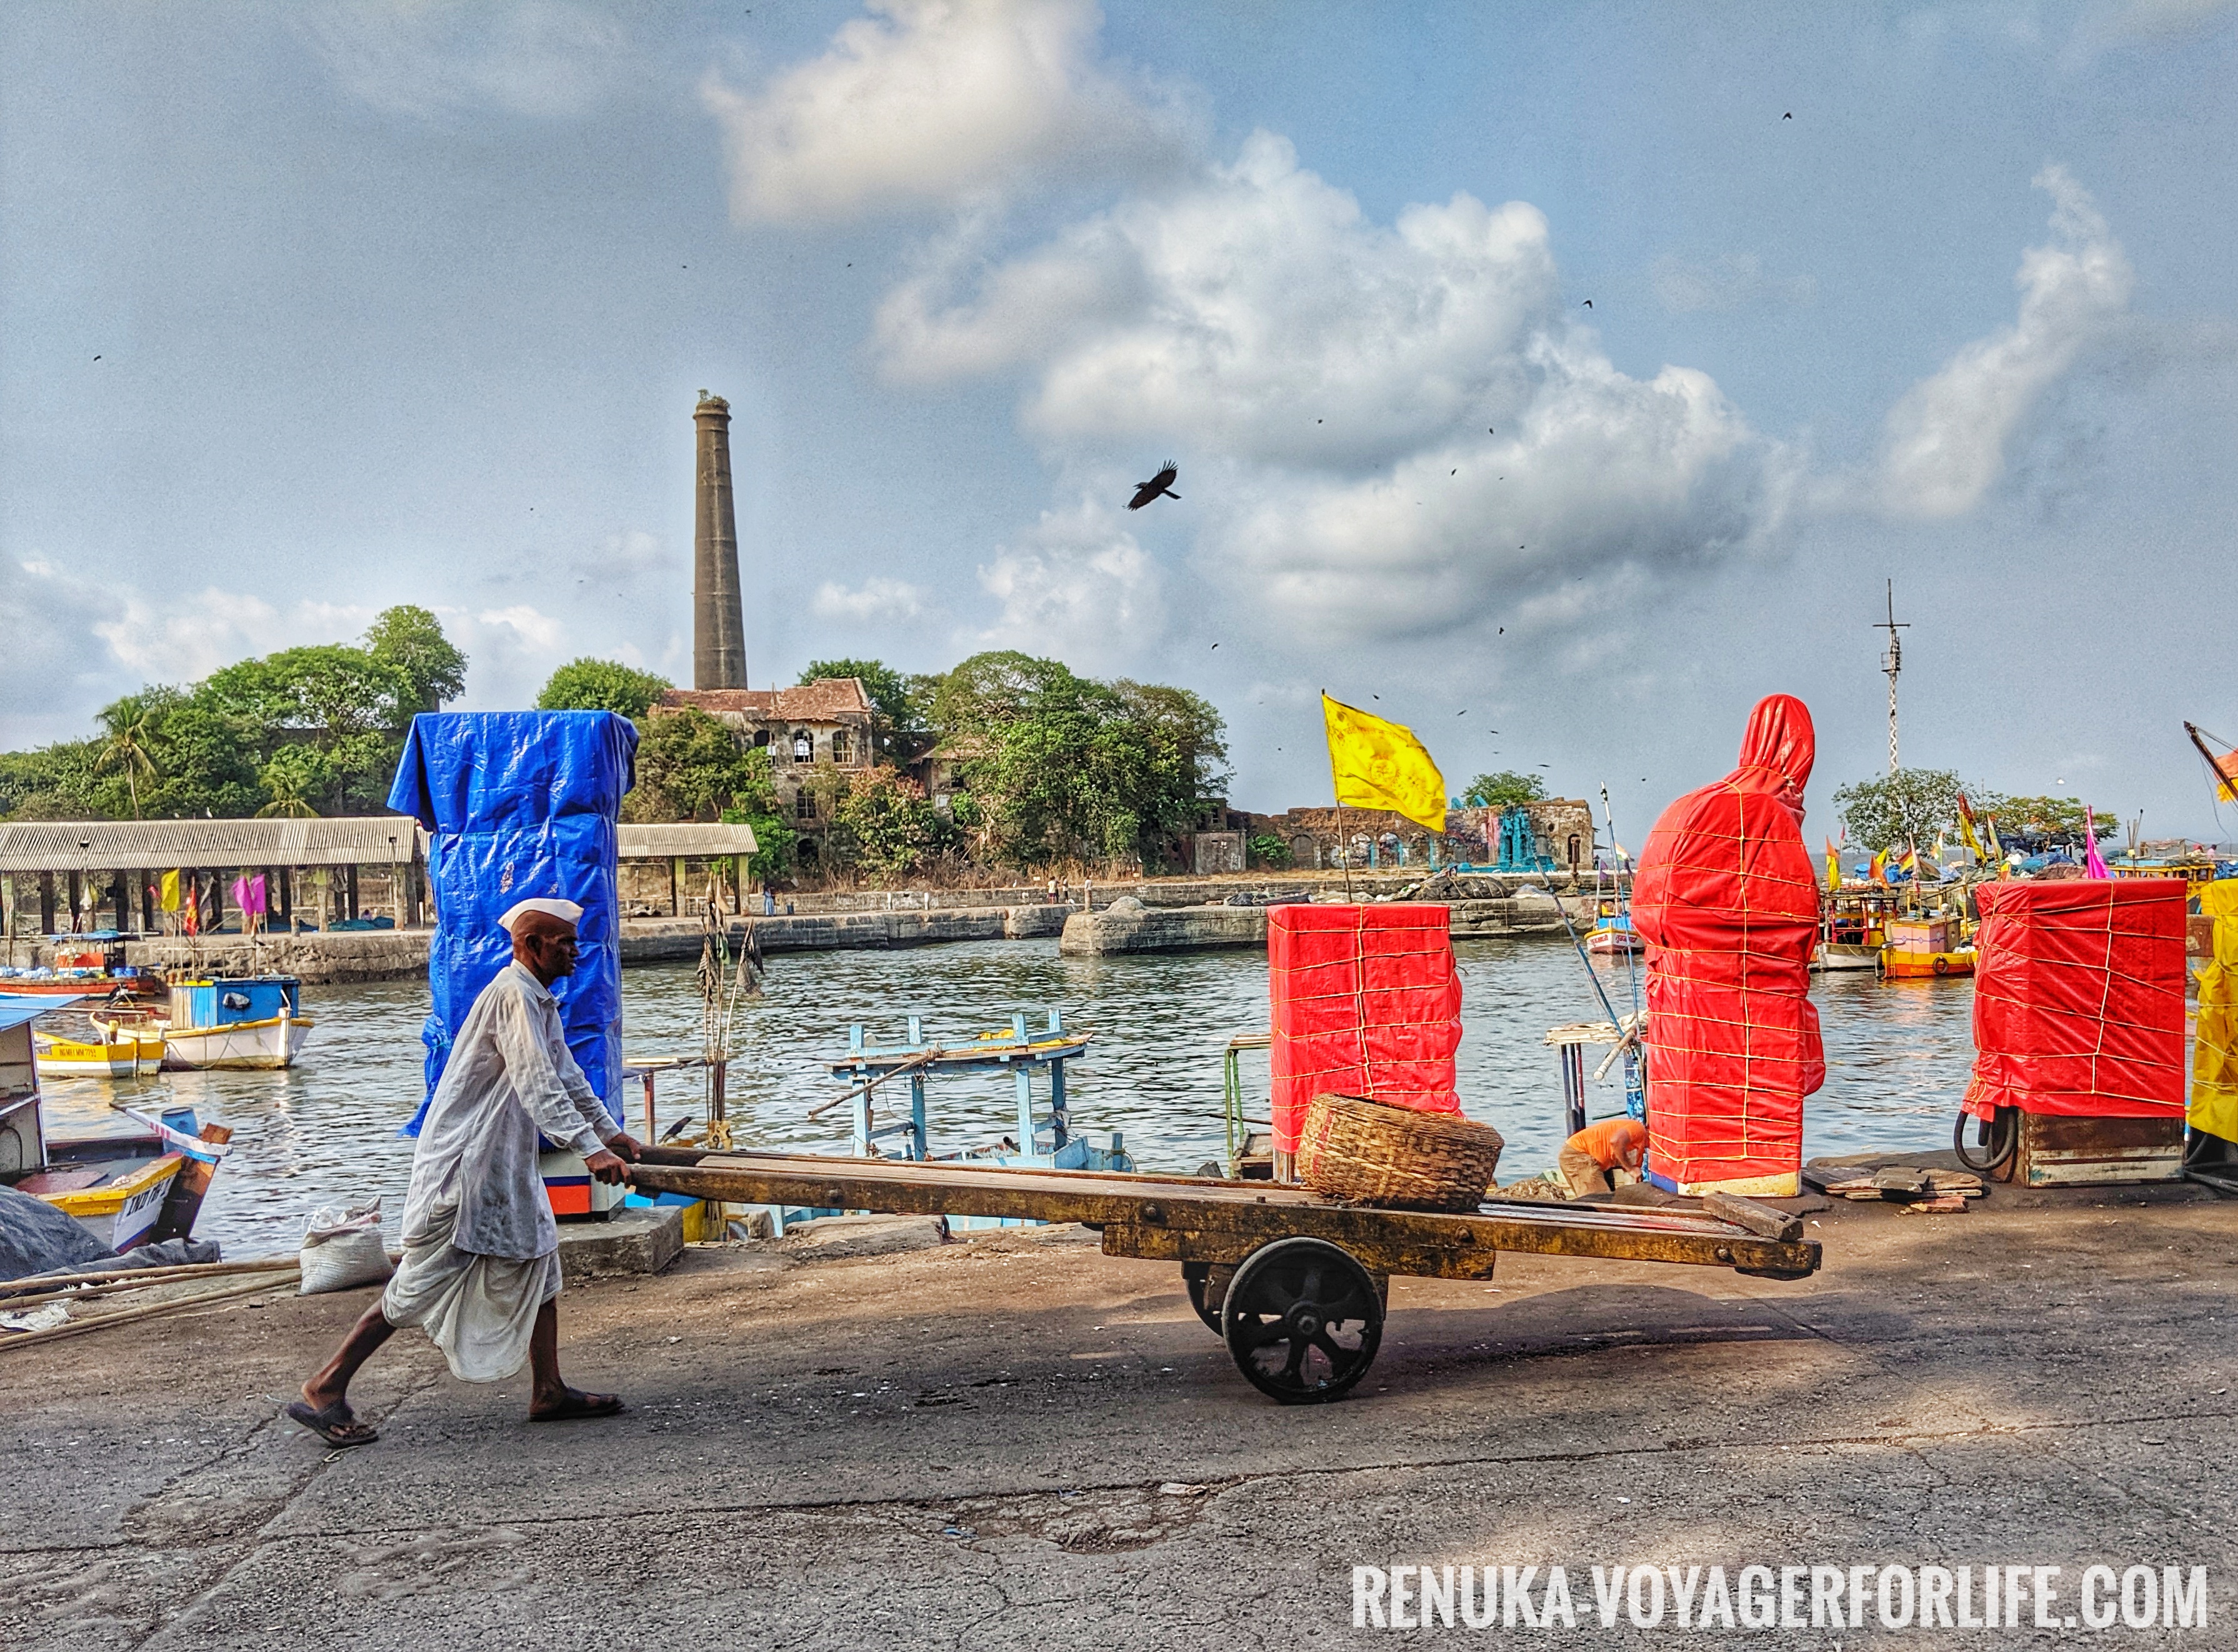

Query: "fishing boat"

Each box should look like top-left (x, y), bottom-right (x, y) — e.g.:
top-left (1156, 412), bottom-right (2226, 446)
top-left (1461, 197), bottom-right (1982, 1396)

top-left (1584, 907), bottom-right (1642, 955)
top-left (32, 1022), bottom-right (164, 1080)
top-left (1814, 886), bottom-right (1900, 972)
top-left (113, 975), bottom-right (312, 1071)
top-left (1879, 915), bottom-right (1975, 980)
top-left (0, 999), bottom-right (231, 1250)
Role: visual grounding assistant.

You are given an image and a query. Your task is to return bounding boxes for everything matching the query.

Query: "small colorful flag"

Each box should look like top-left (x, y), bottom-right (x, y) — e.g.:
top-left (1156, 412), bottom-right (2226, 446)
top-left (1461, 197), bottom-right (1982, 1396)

top-left (159, 869), bottom-right (181, 912)
top-left (1824, 838), bottom-right (1841, 893)
top-left (2084, 807), bottom-right (2111, 878)
top-left (1869, 849), bottom-right (1887, 885)
top-left (1954, 795), bottom-right (1988, 862)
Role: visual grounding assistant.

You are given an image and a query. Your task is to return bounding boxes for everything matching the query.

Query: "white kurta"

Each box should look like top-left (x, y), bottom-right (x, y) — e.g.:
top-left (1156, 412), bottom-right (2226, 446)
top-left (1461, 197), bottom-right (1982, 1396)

top-left (382, 962), bottom-right (619, 1381)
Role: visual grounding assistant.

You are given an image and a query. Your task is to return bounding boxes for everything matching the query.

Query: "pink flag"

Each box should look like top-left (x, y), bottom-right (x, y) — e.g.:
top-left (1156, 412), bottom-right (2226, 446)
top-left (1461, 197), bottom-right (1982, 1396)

top-left (2083, 808), bottom-right (2110, 879)
top-left (232, 874), bottom-right (269, 915)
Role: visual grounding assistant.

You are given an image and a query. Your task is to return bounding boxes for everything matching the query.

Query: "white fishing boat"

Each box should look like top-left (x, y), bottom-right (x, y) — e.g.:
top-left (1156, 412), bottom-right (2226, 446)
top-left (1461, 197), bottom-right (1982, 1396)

top-left (124, 976), bottom-right (314, 1071)
top-left (32, 1023), bottom-right (165, 1080)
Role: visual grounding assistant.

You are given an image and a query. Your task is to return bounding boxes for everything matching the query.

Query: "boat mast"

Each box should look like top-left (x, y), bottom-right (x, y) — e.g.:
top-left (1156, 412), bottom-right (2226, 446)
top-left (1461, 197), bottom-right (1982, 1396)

top-left (1875, 580), bottom-right (1909, 775)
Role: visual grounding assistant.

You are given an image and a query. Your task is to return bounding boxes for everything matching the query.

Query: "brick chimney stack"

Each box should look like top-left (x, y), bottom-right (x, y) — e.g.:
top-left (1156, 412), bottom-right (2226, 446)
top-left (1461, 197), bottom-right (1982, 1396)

top-left (692, 391), bottom-right (747, 690)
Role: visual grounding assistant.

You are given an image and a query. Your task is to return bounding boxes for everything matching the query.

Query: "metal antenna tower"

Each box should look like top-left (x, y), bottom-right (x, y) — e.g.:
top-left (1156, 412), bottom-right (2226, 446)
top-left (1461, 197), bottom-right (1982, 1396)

top-left (1874, 579), bottom-right (1909, 775)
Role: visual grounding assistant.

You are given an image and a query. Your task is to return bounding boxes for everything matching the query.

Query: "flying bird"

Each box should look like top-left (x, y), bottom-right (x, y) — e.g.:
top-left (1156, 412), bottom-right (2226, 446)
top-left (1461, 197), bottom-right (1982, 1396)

top-left (1128, 462), bottom-right (1181, 510)
top-left (1457, 709), bottom-right (1467, 716)
top-left (1210, 642), bottom-right (1219, 649)
top-left (92, 354), bottom-right (101, 361)
top-left (1582, 299), bottom-right (1593, 309)
top-left (1783, 112), bottom-right (1793, 119)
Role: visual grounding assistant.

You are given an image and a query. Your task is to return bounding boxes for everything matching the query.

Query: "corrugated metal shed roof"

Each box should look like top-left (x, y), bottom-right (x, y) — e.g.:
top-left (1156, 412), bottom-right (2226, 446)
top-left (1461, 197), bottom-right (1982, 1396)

top-left (0, 818), bottom-right (422, 872)
top-left (616, 823), bottom-right (759, 858)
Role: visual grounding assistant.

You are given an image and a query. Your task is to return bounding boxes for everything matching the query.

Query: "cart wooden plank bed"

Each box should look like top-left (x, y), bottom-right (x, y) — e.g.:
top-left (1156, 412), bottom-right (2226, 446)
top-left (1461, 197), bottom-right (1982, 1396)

top-left (626, 1146), bottom-right (1821, 1405)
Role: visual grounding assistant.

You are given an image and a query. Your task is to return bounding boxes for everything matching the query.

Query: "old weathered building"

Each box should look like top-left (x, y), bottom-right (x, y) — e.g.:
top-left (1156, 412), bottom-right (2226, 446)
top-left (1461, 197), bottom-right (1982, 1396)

top-left (657, 680), bottom-right (876, 862)
top-left (1246, 799), bottom-right (1596, 872)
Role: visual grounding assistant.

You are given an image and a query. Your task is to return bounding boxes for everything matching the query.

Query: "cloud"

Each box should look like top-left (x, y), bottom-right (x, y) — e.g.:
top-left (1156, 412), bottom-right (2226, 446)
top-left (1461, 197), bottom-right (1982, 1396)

top-left (1874, 166), bottom-right (2134, 519)
top-left (972, 500), bottom-right (1164, 669)
top-left (881, 131), bottom-right (1799, 642)
top-left (2063, 0), bottom-right (2238, 65)
top-left (293, 1), bottom-right (634, 121)
top-left (811, 576), bottom-right (929, 622)
top-left (703, 0), bottom-right (1193, 224)
top-left (1651, 252), bottom-right (1818, 316)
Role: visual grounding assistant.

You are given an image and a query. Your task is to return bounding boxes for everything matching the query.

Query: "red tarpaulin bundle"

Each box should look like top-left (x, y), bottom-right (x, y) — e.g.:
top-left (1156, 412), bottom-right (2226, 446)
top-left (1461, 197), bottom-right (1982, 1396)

top-left (1632, 694), bottom-right (1825, 1196)
top-left (1267, 903), bottom-right (1462, 1153)
top-left (1963, 878), bottom-right (2187, 1120)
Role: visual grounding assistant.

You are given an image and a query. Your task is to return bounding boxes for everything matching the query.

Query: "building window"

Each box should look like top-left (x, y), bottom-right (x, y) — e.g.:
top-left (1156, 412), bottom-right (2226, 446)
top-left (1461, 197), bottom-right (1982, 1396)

top-left (792, 730), bottom-right (814, 763)
top-left (1567, 833), bottom-right (1581, 867)
top-left (831, 729), bottom-right (851, 765)
top-left (796, 789), bottom-right (817, 821)
top-left (752, 730), bottom-right (769, 747)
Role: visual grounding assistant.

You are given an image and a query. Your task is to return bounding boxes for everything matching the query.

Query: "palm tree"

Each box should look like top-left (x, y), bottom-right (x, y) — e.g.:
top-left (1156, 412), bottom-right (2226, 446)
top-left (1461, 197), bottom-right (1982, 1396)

top-left (256, 772), bottom-right (319, 820)
top-left (95, 697), bottom-right (159, 819)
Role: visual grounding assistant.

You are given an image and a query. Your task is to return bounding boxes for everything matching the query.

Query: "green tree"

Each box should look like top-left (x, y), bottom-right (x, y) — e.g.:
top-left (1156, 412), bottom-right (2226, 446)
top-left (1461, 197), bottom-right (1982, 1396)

top-left (93, 695), bottom-right (161, 818)
top-left (363, 604), bottom-right (469, 714)
top-left (1832, 768), bottom-right (1971, 853)
top-left (1461, 770), bottom-right (1547, 809)
top-left (256, 746), bottom-right (329, 819)
top-left (1977, 793), bottom-right (2117, 848)
top-left (1247, 833), bottom-right (1294, 869)
top-left (923, 651), bottom-right (1229, 868)
top-left (0, 742), bottom-right (101, 820)
top-left (539, 658), bottom-right (673, 720)
top-left (141, 694), bottom-right (267, 819)
top-left (625, 707), bottom-right (766, 823)
top-left (799, 659), bottom-right (931, 762)
top-left (826, 767), bottom-right (952, 882)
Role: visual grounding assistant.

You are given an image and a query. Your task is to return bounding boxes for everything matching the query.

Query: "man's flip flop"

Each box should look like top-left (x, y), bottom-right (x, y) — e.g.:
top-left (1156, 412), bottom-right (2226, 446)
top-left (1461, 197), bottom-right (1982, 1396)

top-left (529, 1390), bottom-right (624, 1422)
top-left (285, 1400), bottom-right (379, 1448)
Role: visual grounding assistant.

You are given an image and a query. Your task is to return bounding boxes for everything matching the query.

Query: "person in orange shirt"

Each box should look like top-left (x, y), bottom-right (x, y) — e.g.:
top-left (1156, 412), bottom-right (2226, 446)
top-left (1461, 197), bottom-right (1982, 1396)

top-left (1558, 1117), bottom-right (1647, 1198)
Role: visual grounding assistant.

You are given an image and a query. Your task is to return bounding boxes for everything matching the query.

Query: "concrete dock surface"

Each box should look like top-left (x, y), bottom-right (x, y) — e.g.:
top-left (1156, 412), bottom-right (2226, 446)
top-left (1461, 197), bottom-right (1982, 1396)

top-left (2, 1183), bottom-right (2233, 1649)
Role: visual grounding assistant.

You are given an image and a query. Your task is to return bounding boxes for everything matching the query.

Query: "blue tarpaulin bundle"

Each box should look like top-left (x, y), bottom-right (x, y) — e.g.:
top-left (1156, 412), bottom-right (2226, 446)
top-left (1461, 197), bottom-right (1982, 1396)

top-left (386, 710), bottom-right (638, 1136)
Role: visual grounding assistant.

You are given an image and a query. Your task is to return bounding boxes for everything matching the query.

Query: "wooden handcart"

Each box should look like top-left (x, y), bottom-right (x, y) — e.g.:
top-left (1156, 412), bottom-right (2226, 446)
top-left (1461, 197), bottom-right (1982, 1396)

top-left (626, 1147), bottom-right (1821, 1405)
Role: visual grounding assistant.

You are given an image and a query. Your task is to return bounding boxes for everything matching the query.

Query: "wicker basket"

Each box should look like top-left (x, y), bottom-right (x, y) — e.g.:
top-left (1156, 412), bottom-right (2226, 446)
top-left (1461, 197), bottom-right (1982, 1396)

top-left (1296, 1092), bottom-right (1504, 1212)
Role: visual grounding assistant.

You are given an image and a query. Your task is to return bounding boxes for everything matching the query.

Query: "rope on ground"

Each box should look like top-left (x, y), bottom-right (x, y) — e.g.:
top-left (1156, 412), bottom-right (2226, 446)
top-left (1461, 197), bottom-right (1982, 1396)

top-left (0, 1269), bottom-right (304, 1354)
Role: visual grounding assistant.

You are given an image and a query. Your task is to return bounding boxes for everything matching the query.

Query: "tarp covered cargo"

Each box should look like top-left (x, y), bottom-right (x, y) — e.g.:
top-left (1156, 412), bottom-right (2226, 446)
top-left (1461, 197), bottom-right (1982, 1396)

top-left (387, 711), bottom-right (638, 1135)
top-left (1964, 877), bottom-right (2187, 1121)
top-left (1267, 903), bottom-right (1462, 1154)
top-left (1632, 694), bottom-right (1824, 1197)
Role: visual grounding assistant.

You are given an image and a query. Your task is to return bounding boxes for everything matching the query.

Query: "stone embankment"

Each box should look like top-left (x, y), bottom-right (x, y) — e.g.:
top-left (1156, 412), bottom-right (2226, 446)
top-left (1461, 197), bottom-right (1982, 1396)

top-left (123, 928), bottom-right (432, 985)
top-left (1059, 888), bottom-right (1593, 955)
top-left (87, 876), bottom-right (1599, 979)
top-left (621, 904), bottom-right (1072, 962)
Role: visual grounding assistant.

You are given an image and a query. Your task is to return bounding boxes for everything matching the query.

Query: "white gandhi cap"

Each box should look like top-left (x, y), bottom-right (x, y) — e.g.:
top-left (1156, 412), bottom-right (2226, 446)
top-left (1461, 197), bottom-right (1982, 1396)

top-left (499, 897), bottom-right (584, 935)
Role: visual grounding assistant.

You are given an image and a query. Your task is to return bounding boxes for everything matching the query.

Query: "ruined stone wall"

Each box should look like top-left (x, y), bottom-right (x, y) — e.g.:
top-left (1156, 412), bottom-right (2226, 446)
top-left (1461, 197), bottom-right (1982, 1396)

top-left (1246, 799), bottom-right (1595, 872)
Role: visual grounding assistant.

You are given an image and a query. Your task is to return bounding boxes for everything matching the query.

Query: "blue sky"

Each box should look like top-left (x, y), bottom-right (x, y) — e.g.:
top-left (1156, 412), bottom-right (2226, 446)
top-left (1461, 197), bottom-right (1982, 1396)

top-left (4, 0), bottom-right (2235, 842)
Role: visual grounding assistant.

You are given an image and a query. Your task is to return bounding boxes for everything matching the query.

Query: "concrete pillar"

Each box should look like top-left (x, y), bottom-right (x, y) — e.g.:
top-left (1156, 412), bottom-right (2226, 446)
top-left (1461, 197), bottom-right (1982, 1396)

top-left (346, 864), bottom-right (361, 920)
top-left (692, 392), bottom-right (747, 690)
top-left (279, 867), bottom-right (294, 930)
top-left (111, 872), bottom-right (127, 932)
top-left (139, 872), bottom-right (154, 933)
top-left (39, 872), bottom-right (55, 934)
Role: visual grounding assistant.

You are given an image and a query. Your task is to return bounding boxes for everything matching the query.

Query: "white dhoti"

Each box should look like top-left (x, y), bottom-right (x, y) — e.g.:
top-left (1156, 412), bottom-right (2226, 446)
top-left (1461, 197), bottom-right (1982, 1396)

top-left (381, 1195), bottom-right (562, 1383)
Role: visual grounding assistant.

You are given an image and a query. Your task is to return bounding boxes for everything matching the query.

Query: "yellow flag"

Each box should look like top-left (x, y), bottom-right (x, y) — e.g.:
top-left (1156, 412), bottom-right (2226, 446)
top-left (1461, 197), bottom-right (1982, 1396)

top-left (1322, 694), bottom-right (1446, 833)
top-left (159, 869), bottom-right (181, 912)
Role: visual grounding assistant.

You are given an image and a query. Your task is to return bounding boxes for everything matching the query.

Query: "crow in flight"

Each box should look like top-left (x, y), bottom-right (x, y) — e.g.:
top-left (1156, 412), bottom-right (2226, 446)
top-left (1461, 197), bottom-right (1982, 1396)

top-left (1128, 462), bottom-right (1180, 510)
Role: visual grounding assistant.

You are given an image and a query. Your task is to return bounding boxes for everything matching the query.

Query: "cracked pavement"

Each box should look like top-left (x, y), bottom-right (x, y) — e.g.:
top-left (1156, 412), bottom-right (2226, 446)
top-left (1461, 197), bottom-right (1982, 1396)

top-left (1, 1184), bottom-right (2232, 1648)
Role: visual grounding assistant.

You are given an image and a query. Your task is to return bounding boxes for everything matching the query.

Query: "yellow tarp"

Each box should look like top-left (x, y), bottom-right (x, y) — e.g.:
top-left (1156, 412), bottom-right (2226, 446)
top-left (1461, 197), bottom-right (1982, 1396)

top-left (1322, 694), bottom-right (1446, 834)
top-left (2192, 880), bottom-right (2238, 1143)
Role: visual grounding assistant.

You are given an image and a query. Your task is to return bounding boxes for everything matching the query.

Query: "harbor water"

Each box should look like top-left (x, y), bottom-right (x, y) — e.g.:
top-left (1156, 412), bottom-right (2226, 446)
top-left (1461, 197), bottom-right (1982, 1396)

top-left (38, 939), bottom-right (1976, 1259)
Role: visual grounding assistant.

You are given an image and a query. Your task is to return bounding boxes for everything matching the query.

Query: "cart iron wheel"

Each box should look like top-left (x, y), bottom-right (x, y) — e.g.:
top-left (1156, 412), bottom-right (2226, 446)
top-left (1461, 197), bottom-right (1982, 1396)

top-left (1220, 1237), bottom-right (1384, 1404)
top-left (1181, 1261), bottom-right (1236, 1335)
